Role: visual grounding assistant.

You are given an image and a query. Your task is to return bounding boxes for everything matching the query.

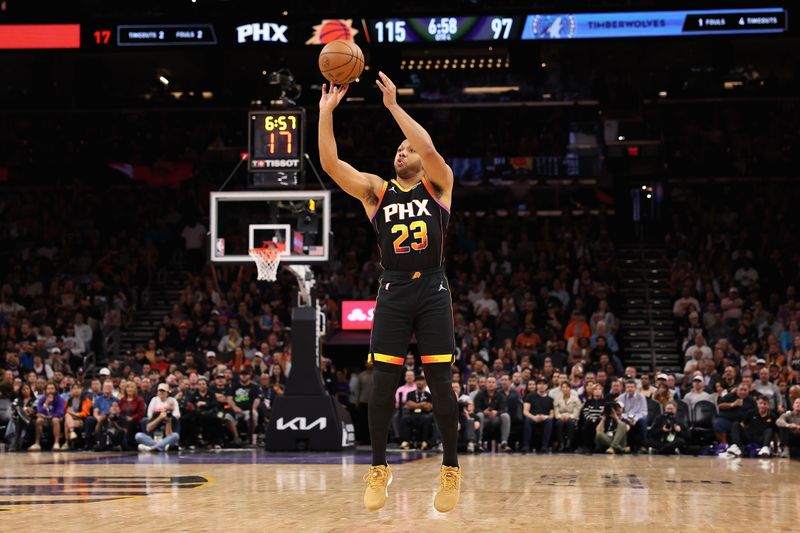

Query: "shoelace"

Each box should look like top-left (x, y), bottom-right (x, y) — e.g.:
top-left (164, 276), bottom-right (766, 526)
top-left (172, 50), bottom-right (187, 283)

top-left (364, 468), bottom-right (388, 488)
top-left (440, 471), bottom-right (463, 492)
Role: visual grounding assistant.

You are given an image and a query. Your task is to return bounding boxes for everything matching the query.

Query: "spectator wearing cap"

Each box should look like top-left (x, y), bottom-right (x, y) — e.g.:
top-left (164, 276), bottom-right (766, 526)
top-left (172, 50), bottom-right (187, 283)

top-left (684, 375), bottom-right (714, 410)
top-left (98, 366), bottom-right (111, 383)
top-left (618, 379), bottom-right (648, 452)
top-left (135, 383), bottom-right (180, 452)
top-left (209, 371), bottom-right (241, 446)
top-left (399, 373), bottom-right (434, 450)
top-left (521, 378), bottom-right (554, 454)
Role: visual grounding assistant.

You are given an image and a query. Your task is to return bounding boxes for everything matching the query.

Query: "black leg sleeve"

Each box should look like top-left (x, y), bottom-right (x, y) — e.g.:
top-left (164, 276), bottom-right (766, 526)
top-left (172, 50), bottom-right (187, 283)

top-left (423, 363), bottom-right (459, 468)
top-left (368, 362), bottom-right (404, 466)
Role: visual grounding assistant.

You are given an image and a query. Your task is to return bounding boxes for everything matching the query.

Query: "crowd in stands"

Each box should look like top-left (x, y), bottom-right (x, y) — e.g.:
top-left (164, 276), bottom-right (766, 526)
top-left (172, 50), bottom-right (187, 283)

top-left (662, 183), bottom-right (800, 457)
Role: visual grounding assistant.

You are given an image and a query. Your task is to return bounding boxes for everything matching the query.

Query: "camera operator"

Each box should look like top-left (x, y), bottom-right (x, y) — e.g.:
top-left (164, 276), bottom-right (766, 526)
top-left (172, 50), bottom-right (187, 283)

top-left (135, 383), bottom-right (180, 452)
top-left (647, 400), bottom-right (687, 455)
top-left (95, 401), bottom-right (128, 451)
top-left (595, 401), bottom-right (629, 454)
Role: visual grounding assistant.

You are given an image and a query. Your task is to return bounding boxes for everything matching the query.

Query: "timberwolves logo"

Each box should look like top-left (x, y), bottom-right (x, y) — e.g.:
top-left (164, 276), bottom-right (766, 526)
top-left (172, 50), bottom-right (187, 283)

top-left (0, 475), bottom-right (209, 510)
top-left (530, 15), bottom-right (577, 39)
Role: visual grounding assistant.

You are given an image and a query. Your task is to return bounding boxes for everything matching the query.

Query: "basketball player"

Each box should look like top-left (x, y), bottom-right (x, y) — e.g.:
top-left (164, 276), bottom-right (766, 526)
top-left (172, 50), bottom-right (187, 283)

top-left (318, 72), bottom-right (461, 513)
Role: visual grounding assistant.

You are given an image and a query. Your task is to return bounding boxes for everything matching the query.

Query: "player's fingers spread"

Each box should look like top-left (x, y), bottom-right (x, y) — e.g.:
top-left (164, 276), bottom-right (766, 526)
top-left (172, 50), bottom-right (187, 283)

top-left (376, 80), bottom-right (386, 91)
top-left (322, 83), bottom-right (328, 94)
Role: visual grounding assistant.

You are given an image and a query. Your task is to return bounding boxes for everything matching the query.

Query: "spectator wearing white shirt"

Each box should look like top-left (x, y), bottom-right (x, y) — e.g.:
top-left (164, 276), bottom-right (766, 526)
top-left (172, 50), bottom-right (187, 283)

top-left (720, 287), bottom-right (744, 323)
top-left (73, 313), bottom-right (93, 351)
top-left (684, 333), bottom-right (712, 362)
top-left (734, 260), bottom-right (759, 289)
top-left (474, 290), bottom-right (499, 316)
top-left (62, 325), bottom-right (86, 357)
top-left (673, 287), bottom-right (700, 318)
top-left (181, 219), bottom-right (207, 270)
top-left (135, 383), bottom-right (180, 452)
top-left (684, 375), bottom-right (715, 410)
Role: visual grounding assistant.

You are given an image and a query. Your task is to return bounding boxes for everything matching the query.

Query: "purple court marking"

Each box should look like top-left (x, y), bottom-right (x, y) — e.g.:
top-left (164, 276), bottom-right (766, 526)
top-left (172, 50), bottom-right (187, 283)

top-left (43, 450), bottom-right (430, 466)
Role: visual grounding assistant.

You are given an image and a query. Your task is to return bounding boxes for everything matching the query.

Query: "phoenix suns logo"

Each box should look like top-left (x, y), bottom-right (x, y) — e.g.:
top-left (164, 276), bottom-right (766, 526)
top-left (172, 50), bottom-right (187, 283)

top-left (306, 19), bottom-right (359, 45)
top-left (0, 475), bottom-right (209, 510)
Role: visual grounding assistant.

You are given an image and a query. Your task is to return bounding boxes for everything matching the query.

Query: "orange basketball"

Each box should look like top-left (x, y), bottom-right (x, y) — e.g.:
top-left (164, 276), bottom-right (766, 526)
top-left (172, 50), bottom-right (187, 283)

top-left (318, 39), bottom-right (364, 85)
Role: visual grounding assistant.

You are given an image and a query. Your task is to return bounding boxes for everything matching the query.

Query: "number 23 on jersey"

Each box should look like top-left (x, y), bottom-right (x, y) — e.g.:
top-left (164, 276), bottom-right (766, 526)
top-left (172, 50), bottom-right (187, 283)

top-left (391, 221), bottom-right (428, 254)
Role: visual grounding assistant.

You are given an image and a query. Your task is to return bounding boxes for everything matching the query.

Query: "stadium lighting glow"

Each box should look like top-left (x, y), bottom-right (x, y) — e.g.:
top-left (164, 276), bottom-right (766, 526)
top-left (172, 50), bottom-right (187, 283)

top-left (159, 76), bottom-right (170, 86)
top-left (462, 86), bottom-right (520, 94)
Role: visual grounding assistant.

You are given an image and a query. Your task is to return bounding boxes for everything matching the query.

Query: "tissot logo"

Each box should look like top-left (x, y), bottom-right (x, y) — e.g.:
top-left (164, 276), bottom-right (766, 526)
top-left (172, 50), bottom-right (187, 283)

top-left (276, 416), bottom-right (328, 431)
top-left (236, 23), bottom-right (289, 43)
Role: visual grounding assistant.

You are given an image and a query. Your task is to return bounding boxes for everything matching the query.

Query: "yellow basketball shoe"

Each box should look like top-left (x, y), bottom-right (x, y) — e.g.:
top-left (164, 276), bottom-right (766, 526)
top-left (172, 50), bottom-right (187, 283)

top-left (363, 465), bottom-right (392, 511)
top-left (433, 465), bottom-right (463, 513)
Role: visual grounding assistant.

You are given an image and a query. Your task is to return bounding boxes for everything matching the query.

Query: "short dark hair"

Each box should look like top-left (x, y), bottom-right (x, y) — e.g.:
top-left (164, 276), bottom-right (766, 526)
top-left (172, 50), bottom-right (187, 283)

top-left (625, 379), bottom-right (637, 387)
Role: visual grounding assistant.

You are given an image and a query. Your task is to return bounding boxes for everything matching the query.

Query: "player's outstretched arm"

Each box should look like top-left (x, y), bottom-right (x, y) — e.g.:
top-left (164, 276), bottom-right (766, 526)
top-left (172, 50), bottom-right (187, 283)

top-left (376, 71), bottom-right (454, 201)
top-left (318, 83), bottom-right (384, 211)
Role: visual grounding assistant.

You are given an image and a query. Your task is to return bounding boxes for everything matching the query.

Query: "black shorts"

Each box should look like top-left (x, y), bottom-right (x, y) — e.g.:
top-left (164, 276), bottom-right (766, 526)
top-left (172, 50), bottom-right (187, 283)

top-left (369, 266), bottom-right (455, 366)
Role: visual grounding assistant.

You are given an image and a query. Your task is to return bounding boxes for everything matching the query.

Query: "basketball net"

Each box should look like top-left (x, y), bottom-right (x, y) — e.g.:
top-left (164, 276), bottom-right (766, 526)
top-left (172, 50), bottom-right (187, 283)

top-left (249, 242), bottom-right (285, 282)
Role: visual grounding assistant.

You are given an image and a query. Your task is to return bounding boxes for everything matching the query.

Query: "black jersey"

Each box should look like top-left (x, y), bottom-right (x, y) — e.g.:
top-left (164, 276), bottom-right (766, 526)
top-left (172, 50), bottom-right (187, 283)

top-left (369, 177), bottom-right (450, 271)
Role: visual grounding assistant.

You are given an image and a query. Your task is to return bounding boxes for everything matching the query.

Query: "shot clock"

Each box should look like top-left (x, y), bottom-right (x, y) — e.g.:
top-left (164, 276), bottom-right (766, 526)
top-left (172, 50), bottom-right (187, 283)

top-left (248, 110), bottom-right (305, 173)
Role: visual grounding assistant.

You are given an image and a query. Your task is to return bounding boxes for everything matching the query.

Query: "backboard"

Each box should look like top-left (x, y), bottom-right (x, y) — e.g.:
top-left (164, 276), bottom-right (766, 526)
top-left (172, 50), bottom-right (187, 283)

top-left (209, 190), bottom-right (331, 263)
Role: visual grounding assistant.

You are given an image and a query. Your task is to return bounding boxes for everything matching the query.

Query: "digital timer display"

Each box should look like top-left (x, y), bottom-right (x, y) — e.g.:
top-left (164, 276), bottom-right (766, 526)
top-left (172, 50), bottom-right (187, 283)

top-left (248, 110), bottom-right (305, 173)
top-left (368, 16), bottom-right (522, 43)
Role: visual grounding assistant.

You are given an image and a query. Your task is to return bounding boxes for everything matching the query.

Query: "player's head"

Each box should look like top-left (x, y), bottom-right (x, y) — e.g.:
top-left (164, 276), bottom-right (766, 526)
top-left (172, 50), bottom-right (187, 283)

top-left (394, 139), bottom-right (423, 180)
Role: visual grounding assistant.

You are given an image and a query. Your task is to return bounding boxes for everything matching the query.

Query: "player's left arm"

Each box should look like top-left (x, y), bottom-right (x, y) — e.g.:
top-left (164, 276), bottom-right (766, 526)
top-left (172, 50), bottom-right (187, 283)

top-left (376, 71), bottom-right (453, 205)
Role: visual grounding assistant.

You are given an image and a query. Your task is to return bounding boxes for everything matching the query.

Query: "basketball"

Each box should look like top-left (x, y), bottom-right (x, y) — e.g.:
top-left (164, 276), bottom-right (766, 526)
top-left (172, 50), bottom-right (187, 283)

top-left (318, 39), bottom-right (364, 85)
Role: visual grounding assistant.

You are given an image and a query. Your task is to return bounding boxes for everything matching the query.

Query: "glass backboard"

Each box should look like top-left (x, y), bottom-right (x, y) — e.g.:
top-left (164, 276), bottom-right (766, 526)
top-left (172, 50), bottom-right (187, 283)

top-left (209, 190), bottom-right (330, 263)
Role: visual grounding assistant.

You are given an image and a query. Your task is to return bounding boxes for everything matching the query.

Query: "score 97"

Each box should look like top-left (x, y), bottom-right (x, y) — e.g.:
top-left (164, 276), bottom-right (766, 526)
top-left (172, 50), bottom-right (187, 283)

top-left (264, 114), bottom-right (297, 155)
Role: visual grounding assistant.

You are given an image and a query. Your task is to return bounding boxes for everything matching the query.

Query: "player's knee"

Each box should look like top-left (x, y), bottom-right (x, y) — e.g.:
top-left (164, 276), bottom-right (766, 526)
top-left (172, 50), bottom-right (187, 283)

top-left (421, 362), bottom-right (452, 384)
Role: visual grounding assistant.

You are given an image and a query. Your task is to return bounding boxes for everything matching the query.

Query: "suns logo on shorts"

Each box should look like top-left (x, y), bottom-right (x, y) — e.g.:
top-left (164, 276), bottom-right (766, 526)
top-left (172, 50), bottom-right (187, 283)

top-left (305, 19), bottom-right (359, 45)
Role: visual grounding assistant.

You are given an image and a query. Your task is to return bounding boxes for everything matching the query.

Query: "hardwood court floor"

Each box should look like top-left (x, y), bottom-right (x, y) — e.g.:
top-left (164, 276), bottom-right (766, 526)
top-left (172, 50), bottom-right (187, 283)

top-left (0, 451), bottom-right (798, 532)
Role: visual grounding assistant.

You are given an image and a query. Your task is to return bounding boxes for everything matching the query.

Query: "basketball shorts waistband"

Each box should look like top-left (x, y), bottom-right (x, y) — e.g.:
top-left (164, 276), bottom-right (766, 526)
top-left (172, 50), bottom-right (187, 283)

top-left (380, 266), bottom-right (444, 281)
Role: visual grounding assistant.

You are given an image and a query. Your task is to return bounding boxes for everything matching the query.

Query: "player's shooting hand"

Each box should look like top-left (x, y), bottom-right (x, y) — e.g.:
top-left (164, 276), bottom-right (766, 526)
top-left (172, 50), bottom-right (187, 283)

top-left (319, 83), bottom-right (349, 113)
top-left (376, 71), bottom-right (397, 108)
